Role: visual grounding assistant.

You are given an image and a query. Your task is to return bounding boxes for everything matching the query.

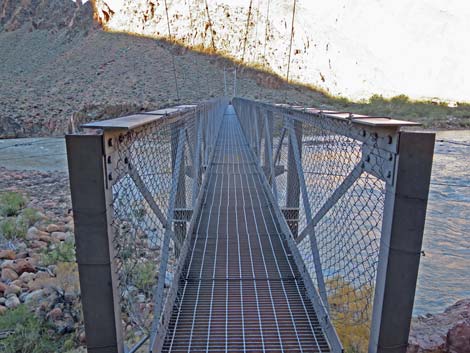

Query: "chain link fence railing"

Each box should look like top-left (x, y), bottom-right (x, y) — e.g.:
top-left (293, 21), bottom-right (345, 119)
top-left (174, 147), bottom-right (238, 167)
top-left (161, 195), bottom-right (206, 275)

top-left (67, 97), bottom-right (228, 353)
top-left (233, 97), bottom-right (435, 353)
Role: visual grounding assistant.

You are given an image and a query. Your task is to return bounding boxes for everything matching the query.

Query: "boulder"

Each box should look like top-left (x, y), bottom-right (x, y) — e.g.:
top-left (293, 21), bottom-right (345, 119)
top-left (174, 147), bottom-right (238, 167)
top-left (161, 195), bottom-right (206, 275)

top-left (448, 320), bottom-right (470, 353)
top-left (12, 258), bottom-right (36, 275)
top-left (408, 299), bottom-right (470, 353)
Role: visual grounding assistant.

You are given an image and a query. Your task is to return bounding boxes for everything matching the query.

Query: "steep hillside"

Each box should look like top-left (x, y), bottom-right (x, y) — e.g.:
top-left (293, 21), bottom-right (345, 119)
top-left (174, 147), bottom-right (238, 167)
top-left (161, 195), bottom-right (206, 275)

top-left (0, 0), bottom-right (469, 138)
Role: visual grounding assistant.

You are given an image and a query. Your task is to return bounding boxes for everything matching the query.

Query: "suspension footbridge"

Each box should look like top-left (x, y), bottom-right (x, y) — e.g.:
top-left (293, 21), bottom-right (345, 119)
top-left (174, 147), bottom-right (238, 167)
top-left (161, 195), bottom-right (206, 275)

top-left (66, 97), bottom-right (434, 353)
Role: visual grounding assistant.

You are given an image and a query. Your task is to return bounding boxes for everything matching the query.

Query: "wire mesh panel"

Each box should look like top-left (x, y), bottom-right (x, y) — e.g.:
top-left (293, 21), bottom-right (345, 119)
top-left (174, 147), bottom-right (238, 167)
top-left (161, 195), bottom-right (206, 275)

top-left (232, 97), bottom-right (430, 353)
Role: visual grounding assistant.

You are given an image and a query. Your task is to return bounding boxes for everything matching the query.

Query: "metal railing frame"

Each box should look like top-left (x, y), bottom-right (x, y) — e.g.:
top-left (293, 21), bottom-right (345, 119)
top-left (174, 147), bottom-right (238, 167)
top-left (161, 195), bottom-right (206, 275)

top-left (232, 97), bottom-right (435, 353)
top-left (66, 97), bottom-right (229, 353)
top-left (67, 95), bottom-right (434, 353)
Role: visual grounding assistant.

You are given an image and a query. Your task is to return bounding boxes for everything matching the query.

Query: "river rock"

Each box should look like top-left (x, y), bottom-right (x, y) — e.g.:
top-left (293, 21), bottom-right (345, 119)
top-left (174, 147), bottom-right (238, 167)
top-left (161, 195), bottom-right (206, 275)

top-left (46, 224), bottom-right (63, 233)
top-left (19, 271), bottom-right (35, 283)
top-left (51, 231), bottom-right (67, 241)
top-left (4, 284), bottom-right (21, 296)
top-left (0, 249), bottom-right (16, 260)
top-left (26, 227), bottom-right (39, 241)
top-left (47, 307), bottom-right (63, 321)
top-left (24, 289), bottom-right (45, 305)
top-left (0, 282), bottom-right (7, 294)
top-left (30, 240), bottom-right (48, 249)
top-left (1, 268), bottom-right (18, 281)
top-left (408, 299), bottom-right (470, 353)
top-left (5, 294), bottom-right (20, 308)
top-left (12, 258), bottom-right (36, 275)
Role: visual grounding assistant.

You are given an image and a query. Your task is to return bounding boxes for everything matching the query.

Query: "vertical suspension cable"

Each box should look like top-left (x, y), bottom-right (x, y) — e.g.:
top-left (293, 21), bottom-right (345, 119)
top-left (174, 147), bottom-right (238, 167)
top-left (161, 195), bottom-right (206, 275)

top-left (286, 0), bottom-right (297, 83)
top-left (204, 0), bottom-right (216, 51)
top-left (164, 0), bottom-right (180, 100)
top-left (187, 0), bottom-right (194, 46)
top-left (242, 0), bottom-right (254, 63)
top-left (263, 0), bottom-right (271, 67)
top-left (252, 0), bottom-right (261, 62)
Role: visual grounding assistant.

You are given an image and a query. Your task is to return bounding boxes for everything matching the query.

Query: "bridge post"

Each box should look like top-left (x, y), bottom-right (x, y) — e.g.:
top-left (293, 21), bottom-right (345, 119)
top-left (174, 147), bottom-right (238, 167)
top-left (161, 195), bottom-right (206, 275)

top-left (369, 131), bottom-right (435, 353)
top-left (171, 122), bottom-right (187, 252)
top-left (286, 117), bottom-right (302, 237)
top-left (264, 110), bottom-right (274, 179)
top-left (66, 133), bottom-right (124, 353)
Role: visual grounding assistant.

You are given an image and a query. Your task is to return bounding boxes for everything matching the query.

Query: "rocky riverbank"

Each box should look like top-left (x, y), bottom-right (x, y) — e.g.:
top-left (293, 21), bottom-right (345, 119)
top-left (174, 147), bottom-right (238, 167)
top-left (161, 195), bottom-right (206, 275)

top-left (0, 167), bottom-right (85, 350)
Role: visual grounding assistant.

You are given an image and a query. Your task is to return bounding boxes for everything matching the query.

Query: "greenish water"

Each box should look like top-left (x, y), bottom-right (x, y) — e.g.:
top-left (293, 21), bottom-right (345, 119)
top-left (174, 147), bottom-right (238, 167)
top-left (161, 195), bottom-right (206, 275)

top-left (0, 131), bottom-right (468, 315)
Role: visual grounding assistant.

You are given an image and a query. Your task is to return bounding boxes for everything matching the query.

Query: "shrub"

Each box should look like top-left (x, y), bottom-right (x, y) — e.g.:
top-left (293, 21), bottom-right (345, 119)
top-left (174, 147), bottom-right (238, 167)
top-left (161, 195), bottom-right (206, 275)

top-left (20, 208), bottom-right (41, 227)
top-left (41, 240), bottom-right (76, 266)
top-left (327, 277), bottom-right (373, 353)
top-left (0, 217), bottom-right (27, 239)
top-left (0, 192), bottom-right (26, 217)
top-left (133, 261), bottom-right (157, 292)
top-left (0, 305), bottom-right (59, 353)
top-left (31, 262), bottom-right (80, 295)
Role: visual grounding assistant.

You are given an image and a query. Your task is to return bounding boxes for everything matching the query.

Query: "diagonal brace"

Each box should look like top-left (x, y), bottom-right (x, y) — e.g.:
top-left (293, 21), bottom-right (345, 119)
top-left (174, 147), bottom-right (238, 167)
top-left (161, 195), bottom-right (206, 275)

top-left (296, 162), bottom-right (364, 244)
top-left (150, 128), bottom-right (186, 351)
top-left (287, 119), bottom-right (329, 310)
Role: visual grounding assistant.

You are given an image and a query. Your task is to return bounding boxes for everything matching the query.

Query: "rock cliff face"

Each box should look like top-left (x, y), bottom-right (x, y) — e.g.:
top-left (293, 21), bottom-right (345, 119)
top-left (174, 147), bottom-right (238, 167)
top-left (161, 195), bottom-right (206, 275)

top-left (94, 0), bottom-right (470, 102)
top-left (0, 0), bottom-right (94, 33)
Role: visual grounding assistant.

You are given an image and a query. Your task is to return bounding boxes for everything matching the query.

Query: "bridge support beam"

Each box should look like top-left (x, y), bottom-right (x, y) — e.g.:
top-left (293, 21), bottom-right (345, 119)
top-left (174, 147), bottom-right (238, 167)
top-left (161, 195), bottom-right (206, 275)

top-left (286, 118), bottom-right (302, 237)
top-left (171, 123), bottom-right (187, 253)
top-left (369, 131), bottom-right (435, 353)
top-left (66, 133), bottom-right (123, 353)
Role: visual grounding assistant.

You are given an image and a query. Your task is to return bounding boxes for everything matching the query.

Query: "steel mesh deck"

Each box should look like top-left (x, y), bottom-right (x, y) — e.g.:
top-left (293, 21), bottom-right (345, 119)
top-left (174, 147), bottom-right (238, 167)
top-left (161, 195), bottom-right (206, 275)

top-left (162, 106), bottom-right (331, 352)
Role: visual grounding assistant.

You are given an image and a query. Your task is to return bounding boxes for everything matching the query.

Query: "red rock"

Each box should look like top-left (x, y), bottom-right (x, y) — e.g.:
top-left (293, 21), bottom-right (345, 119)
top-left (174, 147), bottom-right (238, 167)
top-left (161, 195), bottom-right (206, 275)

top-left (408, 299), bottom-right (470, 353)
top-left (47, 307), bottom-right (63, 321)
top-left (447, 320), bottom-right (470, 353)
top-left (0, 250), bottom-right (16, 260)
top-left (12, 258), bottom-right (36, 275)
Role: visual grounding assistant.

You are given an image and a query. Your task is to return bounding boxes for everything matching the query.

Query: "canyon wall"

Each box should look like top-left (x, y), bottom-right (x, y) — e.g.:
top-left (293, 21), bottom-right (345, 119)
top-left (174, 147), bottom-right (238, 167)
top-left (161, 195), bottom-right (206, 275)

top-left (94, 0), bottom-right (470, 102)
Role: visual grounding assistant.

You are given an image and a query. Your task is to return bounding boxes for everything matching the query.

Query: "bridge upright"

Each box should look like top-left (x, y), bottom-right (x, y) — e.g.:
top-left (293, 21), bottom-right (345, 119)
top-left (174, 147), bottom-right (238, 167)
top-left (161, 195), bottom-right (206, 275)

top-left (66, 97), bottom-right (434, 353)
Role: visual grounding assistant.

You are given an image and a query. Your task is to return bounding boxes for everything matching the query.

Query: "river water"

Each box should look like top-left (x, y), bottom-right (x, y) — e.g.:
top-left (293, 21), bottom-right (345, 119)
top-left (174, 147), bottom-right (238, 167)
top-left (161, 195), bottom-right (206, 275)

top-left (0, 131), bottom-right (469, 315)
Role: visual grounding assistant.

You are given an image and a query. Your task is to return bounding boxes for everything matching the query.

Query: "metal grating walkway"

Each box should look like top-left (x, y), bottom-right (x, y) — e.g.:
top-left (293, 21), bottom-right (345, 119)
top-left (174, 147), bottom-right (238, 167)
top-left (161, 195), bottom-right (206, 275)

top-left (162, 106), bottom-right (331, 352)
